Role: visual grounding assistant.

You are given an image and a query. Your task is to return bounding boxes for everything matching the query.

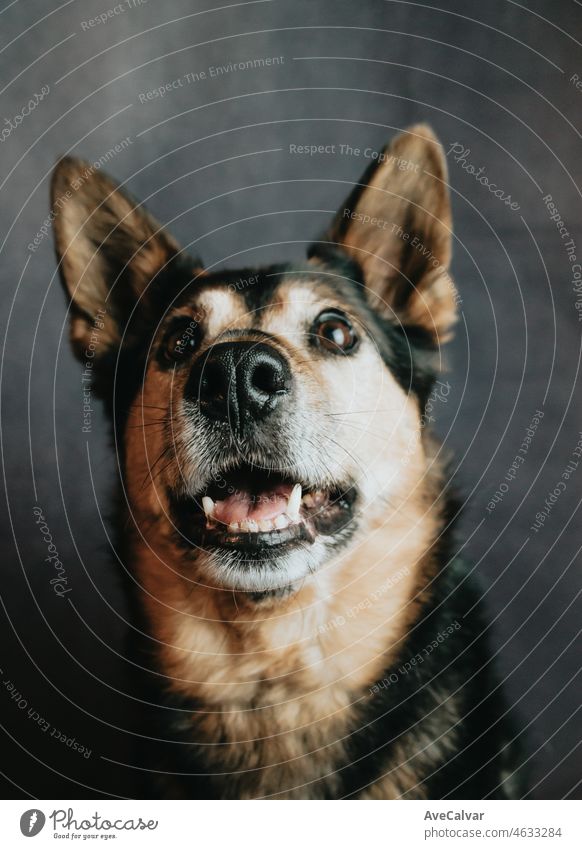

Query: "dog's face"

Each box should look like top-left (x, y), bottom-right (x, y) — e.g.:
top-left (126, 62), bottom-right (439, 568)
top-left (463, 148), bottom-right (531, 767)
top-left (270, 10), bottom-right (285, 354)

top-left (125, 263), bottom-right (425, 593)
top-left (52, 124), bottom-right (457, 594)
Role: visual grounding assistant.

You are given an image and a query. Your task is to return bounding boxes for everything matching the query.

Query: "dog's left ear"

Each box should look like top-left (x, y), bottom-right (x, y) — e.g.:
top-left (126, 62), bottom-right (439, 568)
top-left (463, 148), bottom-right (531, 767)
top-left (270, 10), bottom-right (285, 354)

top-left (51, 156), bottom-right (194, 363)
top-left (310, 124), bottom-right (456, 345)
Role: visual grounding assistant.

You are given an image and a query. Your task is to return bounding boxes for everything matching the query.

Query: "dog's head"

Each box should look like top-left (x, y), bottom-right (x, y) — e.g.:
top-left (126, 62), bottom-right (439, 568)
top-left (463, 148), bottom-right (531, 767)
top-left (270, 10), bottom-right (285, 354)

top-left (52, 124), bottom-right (457, 594)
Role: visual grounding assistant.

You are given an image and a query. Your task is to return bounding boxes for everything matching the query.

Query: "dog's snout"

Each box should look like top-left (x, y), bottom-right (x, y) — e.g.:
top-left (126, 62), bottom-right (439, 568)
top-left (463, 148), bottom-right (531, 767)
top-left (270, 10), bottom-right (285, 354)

top-left (187, 341), bottom-right (292, 429)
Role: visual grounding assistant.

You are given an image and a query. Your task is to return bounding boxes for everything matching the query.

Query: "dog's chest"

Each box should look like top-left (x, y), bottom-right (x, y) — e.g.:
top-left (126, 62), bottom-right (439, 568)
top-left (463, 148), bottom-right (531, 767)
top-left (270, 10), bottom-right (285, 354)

top-left (165, 637), bottom-right (356, 798)
top-left (141, 540), bottom-right (426, 798)
top-left (158, 606), bottom-right (378, 798)
top-left (187, 693), bottom-right (350, 799)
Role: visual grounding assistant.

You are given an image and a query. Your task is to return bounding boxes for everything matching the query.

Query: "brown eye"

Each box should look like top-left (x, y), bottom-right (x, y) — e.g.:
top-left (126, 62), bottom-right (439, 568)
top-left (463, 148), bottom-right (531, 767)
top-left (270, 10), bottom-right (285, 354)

top-left (163, 319), bottom-right (200, 364)
top-left (312, 310), bottom-right (358, 354)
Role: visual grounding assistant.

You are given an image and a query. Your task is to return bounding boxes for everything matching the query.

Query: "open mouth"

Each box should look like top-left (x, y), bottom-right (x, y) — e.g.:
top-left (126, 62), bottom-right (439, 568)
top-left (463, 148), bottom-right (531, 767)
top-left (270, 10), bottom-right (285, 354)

top-left (171, 463), bottom-right (357, 553)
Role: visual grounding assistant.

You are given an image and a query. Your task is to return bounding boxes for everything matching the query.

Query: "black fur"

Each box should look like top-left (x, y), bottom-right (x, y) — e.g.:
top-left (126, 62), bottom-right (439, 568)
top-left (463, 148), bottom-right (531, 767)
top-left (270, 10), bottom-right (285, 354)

top-left (340, 558), bottom-right (525, 799)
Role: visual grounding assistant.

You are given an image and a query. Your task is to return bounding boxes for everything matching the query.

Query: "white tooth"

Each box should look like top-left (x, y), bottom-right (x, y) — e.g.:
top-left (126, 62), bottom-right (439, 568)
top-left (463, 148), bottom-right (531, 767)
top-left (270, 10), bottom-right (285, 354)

top-left (202, 496), bottom-right (215, 517)
top-left (240, 520), bottom-right (251, 532)
top-left (228, 522), bottom-right (239, 532)
top-left (274, 514), bottom-right (289, 530)
top-left (246, 519), bottom-right (259, 533)
top-left (287, 484), bottom-right (302, 520)
top-left (302, 493), bottom-right (314, 507)
top-left (259, 520), bottom-right (273, 532)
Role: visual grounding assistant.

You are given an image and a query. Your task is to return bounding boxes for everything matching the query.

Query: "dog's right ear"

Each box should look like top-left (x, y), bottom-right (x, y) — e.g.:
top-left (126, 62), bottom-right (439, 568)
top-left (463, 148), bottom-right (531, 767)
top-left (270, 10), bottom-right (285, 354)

top-left (51, 157), bottom-right (199, 362)
top-left (309, 125), bottom-right (456, 347)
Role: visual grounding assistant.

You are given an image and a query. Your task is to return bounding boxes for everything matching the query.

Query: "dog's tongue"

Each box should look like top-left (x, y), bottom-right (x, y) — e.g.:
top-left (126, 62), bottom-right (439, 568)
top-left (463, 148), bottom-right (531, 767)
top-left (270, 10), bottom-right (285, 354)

top-left (213, 482), bottom-right (293, 524)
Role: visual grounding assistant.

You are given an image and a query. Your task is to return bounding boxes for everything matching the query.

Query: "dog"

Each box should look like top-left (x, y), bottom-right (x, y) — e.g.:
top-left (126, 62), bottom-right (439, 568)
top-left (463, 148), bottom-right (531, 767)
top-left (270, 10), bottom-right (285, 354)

top-left (51, 124), bottom-right (523, 799)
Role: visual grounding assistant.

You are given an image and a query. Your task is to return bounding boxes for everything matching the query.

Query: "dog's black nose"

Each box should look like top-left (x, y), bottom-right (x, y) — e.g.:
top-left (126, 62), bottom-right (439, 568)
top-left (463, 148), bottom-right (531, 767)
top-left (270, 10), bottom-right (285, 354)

top-left (186, 341), bottom-right (292, 429)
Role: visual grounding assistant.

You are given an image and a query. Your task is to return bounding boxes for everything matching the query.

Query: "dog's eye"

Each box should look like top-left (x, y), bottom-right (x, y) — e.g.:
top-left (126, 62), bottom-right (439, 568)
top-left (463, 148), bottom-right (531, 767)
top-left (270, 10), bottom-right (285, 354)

top-left (312, 310), bottom-right (358, 354)
top-left (162, 320), bottom-right (200, 364)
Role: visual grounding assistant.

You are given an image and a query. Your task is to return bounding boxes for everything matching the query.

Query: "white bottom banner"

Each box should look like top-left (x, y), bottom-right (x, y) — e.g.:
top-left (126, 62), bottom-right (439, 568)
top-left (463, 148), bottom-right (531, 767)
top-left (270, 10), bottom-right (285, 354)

top-left (1, 800), bottom-right (580, 848)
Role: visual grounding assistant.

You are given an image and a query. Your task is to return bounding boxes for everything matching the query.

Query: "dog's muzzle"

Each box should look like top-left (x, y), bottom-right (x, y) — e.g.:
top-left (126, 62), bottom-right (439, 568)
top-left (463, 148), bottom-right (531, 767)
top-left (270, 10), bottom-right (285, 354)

top-left (172, 338), bottom-right (357, 564)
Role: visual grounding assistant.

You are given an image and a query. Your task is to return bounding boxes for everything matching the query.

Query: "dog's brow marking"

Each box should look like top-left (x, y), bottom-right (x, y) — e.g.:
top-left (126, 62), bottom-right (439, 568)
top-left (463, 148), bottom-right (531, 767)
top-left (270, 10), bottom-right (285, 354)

top-left (197, 288), bottom-right (246, 337)
top-left (260, 282), bottom-right (322, 334)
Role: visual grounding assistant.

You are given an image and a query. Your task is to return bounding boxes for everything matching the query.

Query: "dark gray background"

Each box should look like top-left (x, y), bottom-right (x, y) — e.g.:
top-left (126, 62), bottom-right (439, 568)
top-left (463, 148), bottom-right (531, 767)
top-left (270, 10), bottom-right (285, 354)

top-left (0, 0), bottom-right (580, 799)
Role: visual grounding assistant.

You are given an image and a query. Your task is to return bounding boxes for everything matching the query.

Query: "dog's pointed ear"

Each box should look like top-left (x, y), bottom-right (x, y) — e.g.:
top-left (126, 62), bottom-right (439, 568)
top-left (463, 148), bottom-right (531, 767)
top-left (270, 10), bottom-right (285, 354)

top-left (310, 124), bottom-right (457, 345)
top-left (51, 157), bottom-right (200, 360)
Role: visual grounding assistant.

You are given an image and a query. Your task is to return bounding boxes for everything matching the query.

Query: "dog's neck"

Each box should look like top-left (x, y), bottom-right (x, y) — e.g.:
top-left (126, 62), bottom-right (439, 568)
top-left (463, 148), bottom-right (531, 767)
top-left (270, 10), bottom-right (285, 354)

top-left (130, 463), bottom-right (442, 710)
